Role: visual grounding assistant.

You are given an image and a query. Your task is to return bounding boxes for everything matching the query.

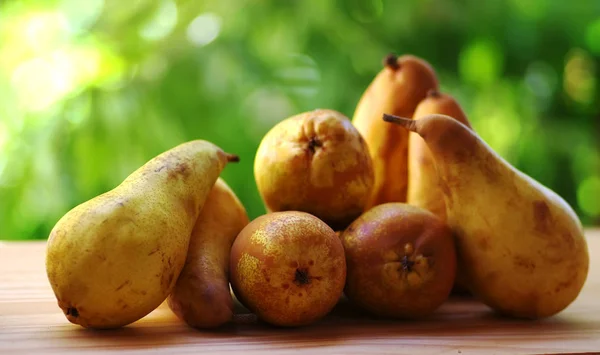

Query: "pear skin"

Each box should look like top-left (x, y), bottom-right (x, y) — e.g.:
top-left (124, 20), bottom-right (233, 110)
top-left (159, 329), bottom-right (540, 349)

top-left (168, 178), bottom-right (249, 329)
top-left (254, 109), bottom-right (374, 231)
top-left (408, 91), bottom-right (473, 295)
top-left (341, 203), bottom-right (457, 319)
top-left (408, 90), bottom-right (472, 221)
top-left (352, 54), bottom-right (439, 209)
top-left (384, 113), bottom-right (589, 319)
top-left (46, 140), bottom-right (238, 329)
top-left (230, 211), bottom-right (346, 327)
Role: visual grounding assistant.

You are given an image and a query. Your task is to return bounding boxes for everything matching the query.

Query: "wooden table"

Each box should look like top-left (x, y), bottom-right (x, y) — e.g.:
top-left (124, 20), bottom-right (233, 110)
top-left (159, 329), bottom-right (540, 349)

top-left (2, 230), bottom-right (600, 354)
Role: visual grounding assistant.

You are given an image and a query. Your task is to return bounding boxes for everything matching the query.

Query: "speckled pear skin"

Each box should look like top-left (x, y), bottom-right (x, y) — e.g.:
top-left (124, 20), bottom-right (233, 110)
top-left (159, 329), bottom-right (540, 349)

top-left (341, 203), bottom-right (457, 319)
top-left (254, 109), bottom-right (374, 231)
top-left (352, 54), bottom-right (439, 210)
top-left (385, 113), bottom-right (589, 319)
top-left (46, 140), bottom-right (237, 329)
top-left (229, 211), bottom-right (346, 327)
top-left (407, 91), bottom-right (474, 295)
top-left (408, 90), bottom-right (472, 221)
top-left (168, 178), bottom-right (249, 329)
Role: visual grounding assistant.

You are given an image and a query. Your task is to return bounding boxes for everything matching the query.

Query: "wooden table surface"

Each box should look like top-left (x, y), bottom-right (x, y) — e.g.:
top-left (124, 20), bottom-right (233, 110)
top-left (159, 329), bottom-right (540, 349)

top-left (1, 230), bottom-right (600, 355)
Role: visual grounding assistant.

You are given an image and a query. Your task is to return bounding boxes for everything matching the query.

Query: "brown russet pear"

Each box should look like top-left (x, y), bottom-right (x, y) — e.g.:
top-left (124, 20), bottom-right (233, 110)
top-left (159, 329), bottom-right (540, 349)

top-left (408, 90), bottom-right (472, 221)
top-left (254, 109), bottom-right (374, 231)
top-left (168, 178), bottom-right (249, 329)
top-left (341, 203), bottom-right (457, 319)
top-left (46, 140), bottom-right (238, 329)
top-left (352, 53), bottom-right (439, 209)
top-left (384, 113), bottom-right (589, 319)
top-left (230, 211), bottom-right (346, 327)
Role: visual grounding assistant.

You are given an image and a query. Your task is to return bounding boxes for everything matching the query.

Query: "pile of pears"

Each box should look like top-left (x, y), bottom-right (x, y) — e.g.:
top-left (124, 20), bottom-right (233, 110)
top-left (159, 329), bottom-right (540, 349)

top-left (46, 52), bottom-right (589, 331)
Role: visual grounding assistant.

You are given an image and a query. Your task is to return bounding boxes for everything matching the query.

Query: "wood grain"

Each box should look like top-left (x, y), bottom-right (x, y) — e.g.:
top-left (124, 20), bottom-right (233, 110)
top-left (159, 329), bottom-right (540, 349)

top-left (1, 230), bottom-right (600, 354)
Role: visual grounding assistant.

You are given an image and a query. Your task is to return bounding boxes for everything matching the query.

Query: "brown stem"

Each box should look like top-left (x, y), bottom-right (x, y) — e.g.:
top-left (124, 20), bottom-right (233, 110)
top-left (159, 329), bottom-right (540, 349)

top-left (383, 53), bottom-right (400, 70)
top-left (427, 89), bottom-right (441, 98)
top-left (382, 114), bottom-right (417, 132)
top-left (226, 154), bottom-right (240, 163)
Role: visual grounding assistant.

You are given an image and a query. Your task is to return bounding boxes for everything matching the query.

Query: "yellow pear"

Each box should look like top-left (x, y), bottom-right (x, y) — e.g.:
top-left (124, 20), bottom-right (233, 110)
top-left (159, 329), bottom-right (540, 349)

top-left (230, 211), bottom-right (346, 327)
top-left (408, 91), bottom-right (474, 295)
top-left (384, 113), bottom-right (589, 319)
top-left (46, 140), bottom-right (238, 329)
top-left (352, 53), bottom-right (439, 209)
top-left (408, 90), bottom-right (473, 221)
top-left (168, 178), bottom-right (249, 329)
top-left (254, 109), bottom-right (374, 231)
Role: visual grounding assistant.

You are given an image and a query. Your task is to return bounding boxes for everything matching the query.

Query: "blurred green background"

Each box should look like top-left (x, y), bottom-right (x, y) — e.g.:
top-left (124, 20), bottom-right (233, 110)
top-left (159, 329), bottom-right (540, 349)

top-left (0, 0), bottom-right (599, 240)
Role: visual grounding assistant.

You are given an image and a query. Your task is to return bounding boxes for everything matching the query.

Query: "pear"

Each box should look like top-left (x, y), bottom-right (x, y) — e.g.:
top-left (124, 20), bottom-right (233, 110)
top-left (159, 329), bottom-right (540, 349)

top-left (352, 53), bottom-right (439, 209)
top-left (254, 109), bottom-right (374, 231)
top-left (168, 178), bottom-right (249, 329)
top-left (230, 211), bottom-right (346, 327)
top-left (46, 140), bottom-right (238, 329)
top-left (408, 90), bottom-right (472, 221)
top-left (341, 203), bottom-right (457, 319)
top-left (383, 113), bottom-right (589, 319)
top-left (408, 91), bottom-right (474, 296)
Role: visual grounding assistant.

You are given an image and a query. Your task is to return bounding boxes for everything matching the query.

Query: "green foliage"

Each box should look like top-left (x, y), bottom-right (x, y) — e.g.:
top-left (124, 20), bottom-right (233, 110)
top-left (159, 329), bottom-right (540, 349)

top-left (1, 0), bottom-right (599, 240)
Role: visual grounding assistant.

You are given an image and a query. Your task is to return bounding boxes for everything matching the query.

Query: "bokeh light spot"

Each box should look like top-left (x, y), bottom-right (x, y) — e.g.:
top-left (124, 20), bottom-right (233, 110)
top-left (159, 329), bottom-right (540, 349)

top-left (139, 0), bottom-right (178, 41)
top-left (186, 13), bottom-right (221, 47)
top-left (573, 144), bottom-right (600, 184)
top-left (470, 83), bottom-right (521, 160)
top-left (11, 57), bottom-right (68, 111)
top-left (525, 61), bottom-right (557, 108)
top-left (585, 18), bottom-right (600, 55)
top-left (24, 11), bottom-right (69, 53)
top-left (59, 0), bottom-right (104, 35)
top-left (578, 176), bottom-right (600, 218)
top-left (459, 39), bottom-right (503, 86)
top-left (563, 48), bottom-right (596, 105)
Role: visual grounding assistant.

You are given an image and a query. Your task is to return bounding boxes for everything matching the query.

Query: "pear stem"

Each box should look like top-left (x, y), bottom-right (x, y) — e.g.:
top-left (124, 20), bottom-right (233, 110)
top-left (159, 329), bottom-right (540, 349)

top-left (427, 89), bottom-right (441, 98)
top-left (382, 114), bottom-right (417, 133)
top-left (226, 154), bottom-right (240, 163)
top-left (383, 53), bottom-right (400, 70)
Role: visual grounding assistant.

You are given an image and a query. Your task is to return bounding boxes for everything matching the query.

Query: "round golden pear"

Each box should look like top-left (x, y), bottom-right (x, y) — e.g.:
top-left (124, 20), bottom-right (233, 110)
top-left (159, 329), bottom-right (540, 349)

top-left (230, 211), bottom-right (346, 327)
top-left (340, 203), bottom-right (457, 319)
top-left (254, 109), bottom-right (374, 231)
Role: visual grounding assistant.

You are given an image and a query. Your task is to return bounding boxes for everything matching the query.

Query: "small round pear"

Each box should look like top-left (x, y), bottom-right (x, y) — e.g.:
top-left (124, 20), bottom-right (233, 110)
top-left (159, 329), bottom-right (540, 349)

top-left (340, 203), bottom-right (457, 319)
top-left (230, 211), bottom-right (346, 327)
top-left (254, 109), bottom-right (374, 231)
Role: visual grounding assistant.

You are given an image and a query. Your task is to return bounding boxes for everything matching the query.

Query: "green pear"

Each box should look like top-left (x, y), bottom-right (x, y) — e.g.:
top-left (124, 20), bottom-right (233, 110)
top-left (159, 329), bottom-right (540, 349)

top-left (384, 113), bottom-right (589, 319)
top-left (46, 140), bottom-right (238, 329)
